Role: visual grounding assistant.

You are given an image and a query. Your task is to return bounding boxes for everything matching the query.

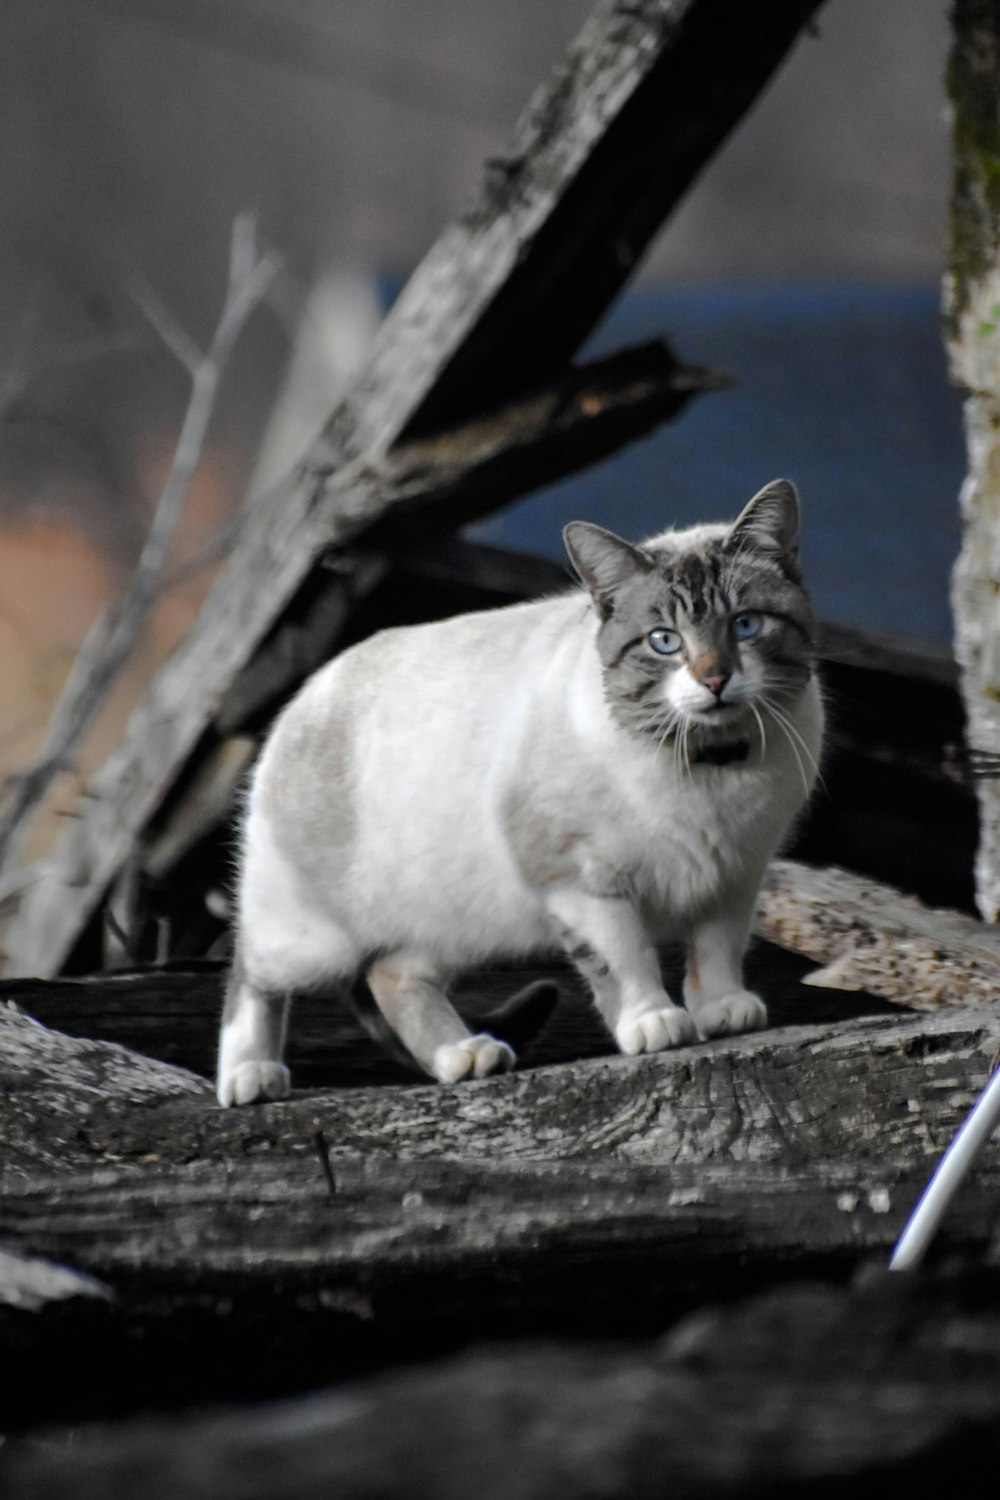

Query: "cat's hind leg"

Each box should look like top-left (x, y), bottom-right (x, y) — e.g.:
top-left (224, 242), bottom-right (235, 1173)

top-left (220, 804), bottom-right (363, 1105)
top-left (366, 953), bottom-right (516, 1083)
top-left (217, 947), bottom-right (291, 1106)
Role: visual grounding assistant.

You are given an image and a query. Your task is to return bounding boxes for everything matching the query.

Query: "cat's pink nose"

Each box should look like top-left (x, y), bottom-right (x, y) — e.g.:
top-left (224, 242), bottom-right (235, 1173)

top-left (703, 674), bottom-right (729, 698)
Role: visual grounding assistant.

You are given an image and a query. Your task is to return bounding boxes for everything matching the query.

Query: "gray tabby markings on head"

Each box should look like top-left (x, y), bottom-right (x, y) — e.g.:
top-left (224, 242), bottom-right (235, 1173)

top-left (563, 480), bottom-right (815, 740)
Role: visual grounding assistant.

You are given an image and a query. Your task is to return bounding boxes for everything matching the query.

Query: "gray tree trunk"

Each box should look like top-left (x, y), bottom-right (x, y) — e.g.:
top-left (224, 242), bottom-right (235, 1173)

top-left (948, 0), bottom-right (1000, 918)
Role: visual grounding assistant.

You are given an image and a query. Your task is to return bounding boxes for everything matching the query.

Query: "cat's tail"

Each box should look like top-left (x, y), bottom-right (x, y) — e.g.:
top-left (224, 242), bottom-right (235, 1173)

top-left (476, 978), bottom-right (560, 1055)
top-left (344, 973), bottom-right (559, 1076)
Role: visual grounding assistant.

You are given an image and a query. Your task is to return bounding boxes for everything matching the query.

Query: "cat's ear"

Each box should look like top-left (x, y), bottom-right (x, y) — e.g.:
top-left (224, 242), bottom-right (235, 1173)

top-left (730, 479), bottom-right (801, 571)
top-left (564, 522), bottom-right (652, 615)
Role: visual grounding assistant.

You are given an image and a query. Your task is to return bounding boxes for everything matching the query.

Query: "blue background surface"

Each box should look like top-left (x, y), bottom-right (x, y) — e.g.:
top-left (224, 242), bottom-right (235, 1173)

top-left (466, 285), bottom-right (966, 646)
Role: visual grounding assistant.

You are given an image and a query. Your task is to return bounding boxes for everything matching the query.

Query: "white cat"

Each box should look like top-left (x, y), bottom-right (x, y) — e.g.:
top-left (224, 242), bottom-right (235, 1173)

top-left (218, 479), bottom-right (823, 1106)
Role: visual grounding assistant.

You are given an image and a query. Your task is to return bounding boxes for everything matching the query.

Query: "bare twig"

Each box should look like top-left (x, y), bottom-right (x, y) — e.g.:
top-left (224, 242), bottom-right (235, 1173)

top-left (0, 215), bottom-right (281, 874)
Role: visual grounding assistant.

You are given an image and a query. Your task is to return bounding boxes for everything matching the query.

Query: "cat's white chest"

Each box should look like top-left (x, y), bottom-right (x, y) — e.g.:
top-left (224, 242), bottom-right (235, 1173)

top-left (570, 756), bottom-right (754, 920)
top-left (543, 677), bottom-right (822, 934)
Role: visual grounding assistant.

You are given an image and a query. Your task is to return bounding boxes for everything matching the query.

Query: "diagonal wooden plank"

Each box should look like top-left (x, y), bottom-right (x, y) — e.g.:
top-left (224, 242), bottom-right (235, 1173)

top-left (337, 0), bottom-right (827, 445)
top-left (3, 0), bottom-right (825, 977)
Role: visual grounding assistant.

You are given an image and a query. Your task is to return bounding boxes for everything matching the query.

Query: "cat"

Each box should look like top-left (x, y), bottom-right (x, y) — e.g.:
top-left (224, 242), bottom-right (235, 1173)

top-left (217, 478), bottom-right (823, 1106)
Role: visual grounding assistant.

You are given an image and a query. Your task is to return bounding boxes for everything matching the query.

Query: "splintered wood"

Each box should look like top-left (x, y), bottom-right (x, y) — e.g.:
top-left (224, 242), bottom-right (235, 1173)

top-left (758, 861), bottom-right (1000, 1010)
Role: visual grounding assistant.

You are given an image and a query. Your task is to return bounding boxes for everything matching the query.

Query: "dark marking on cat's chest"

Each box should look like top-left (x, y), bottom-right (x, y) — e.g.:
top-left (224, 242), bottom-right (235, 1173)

top-left (691, 739), bottom-right (750, 767)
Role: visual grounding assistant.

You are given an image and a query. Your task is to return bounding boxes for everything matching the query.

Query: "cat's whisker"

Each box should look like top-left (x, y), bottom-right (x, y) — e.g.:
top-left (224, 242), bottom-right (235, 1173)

top-left (669, 717), bottom-right (684, 779)
top-left (761, 695), bottom-right (824, 798)
top-left (672, 719), bottom-right (690, 782)
top-left (658, 718), bottom-right (677, 773)
top-left (648, 706), bottom-right (693, 781)
top-left (748, 702), bottom-right (768, 759)
top-left (645, 709), bottom-right (676, 775)
top-left (682, 719), bottom-right (693, 780)
top-left (765, 698), bottom-right (824, 786)
top-left (764, 705), bottom-right (810, 798)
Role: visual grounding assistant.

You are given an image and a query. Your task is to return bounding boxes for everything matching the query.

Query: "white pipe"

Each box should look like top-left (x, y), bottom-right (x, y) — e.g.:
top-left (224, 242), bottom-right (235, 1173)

top-left (889, 1064), bottom-right (1000, 1271)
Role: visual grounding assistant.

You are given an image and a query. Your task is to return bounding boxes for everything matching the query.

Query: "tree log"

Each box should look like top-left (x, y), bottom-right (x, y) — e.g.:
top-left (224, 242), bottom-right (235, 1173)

top-left (2, 946), bottom-right (1000, 1428)
top-left (2, 981), bottom-right (998, 1183)
top-left (759, 860), bottom-right (1000, 1009)
top-left (6, 1271), bottom-right (1000, 1499)
top-left (6, 1270), bottom-right (1000, 1498)
top-left (5, 1224), bottom-right (1000, 1482)
top-left (332, 0), bottom-right (826, 447)
top-left (0, 926), bottom-right (901, 1090)
top-left (944, 0), bottom-right (1000, 920)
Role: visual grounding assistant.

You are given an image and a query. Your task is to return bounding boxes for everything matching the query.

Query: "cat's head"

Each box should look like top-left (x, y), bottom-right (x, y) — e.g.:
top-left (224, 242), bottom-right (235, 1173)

top-left (564, 479), bottom-right (816, 743)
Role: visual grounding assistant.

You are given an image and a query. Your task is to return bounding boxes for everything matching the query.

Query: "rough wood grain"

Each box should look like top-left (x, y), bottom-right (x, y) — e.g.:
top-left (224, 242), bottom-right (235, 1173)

top-left (97, 1006), bottom-right (1000, 1171)
top-left (2, 0), bottom-right (824, 977)
top-left (3, 963), bottom-right (1000, 1431)
top-left (3, 987), bottom-right (998, 1179)
top-left (759, 860), bottom-right (1000, 1008)
top-left (333, 0), bottom-right (827, 447)
top-left (945, 0), bottom-right (1000, 921)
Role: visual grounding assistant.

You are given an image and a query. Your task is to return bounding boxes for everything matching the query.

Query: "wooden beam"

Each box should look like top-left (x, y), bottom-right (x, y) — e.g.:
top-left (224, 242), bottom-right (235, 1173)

top-left (341, 0), bottom-right (827, 444)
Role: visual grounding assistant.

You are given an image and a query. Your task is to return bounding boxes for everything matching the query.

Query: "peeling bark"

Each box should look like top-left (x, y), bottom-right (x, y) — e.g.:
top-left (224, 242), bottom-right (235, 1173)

top-left (759, 860), bottom-right (1000, 1009)
top-left (947, 0), bottom-right (1000, 918)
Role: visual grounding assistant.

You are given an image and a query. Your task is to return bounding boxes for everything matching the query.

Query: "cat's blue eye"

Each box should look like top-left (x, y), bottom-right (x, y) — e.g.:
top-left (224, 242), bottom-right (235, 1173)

top-left (732, 612), bottom-right (761, 640)
top-left (648, 628), bottom-right (683, 655)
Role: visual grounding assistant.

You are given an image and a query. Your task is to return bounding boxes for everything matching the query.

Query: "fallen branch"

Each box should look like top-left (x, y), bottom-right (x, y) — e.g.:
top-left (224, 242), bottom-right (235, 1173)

top-left (758, 860), bottom-right (1000, 1009)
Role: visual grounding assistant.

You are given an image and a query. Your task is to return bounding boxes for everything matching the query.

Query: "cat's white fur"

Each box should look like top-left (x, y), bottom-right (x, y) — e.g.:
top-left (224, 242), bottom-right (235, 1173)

top-left (218, 509), bottom-right (823, 1107)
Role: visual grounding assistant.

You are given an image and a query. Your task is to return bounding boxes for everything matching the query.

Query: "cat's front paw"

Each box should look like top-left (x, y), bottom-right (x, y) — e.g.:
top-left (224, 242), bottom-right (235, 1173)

top-left (615, 1005), bottom-right (697, 1055)
top-left (692, 990), bottom-right (768, 1040)
top-left (432, 1033), bottom-right (515, 1084)
top-left (217, 1060), bottom-right (291, 1107)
